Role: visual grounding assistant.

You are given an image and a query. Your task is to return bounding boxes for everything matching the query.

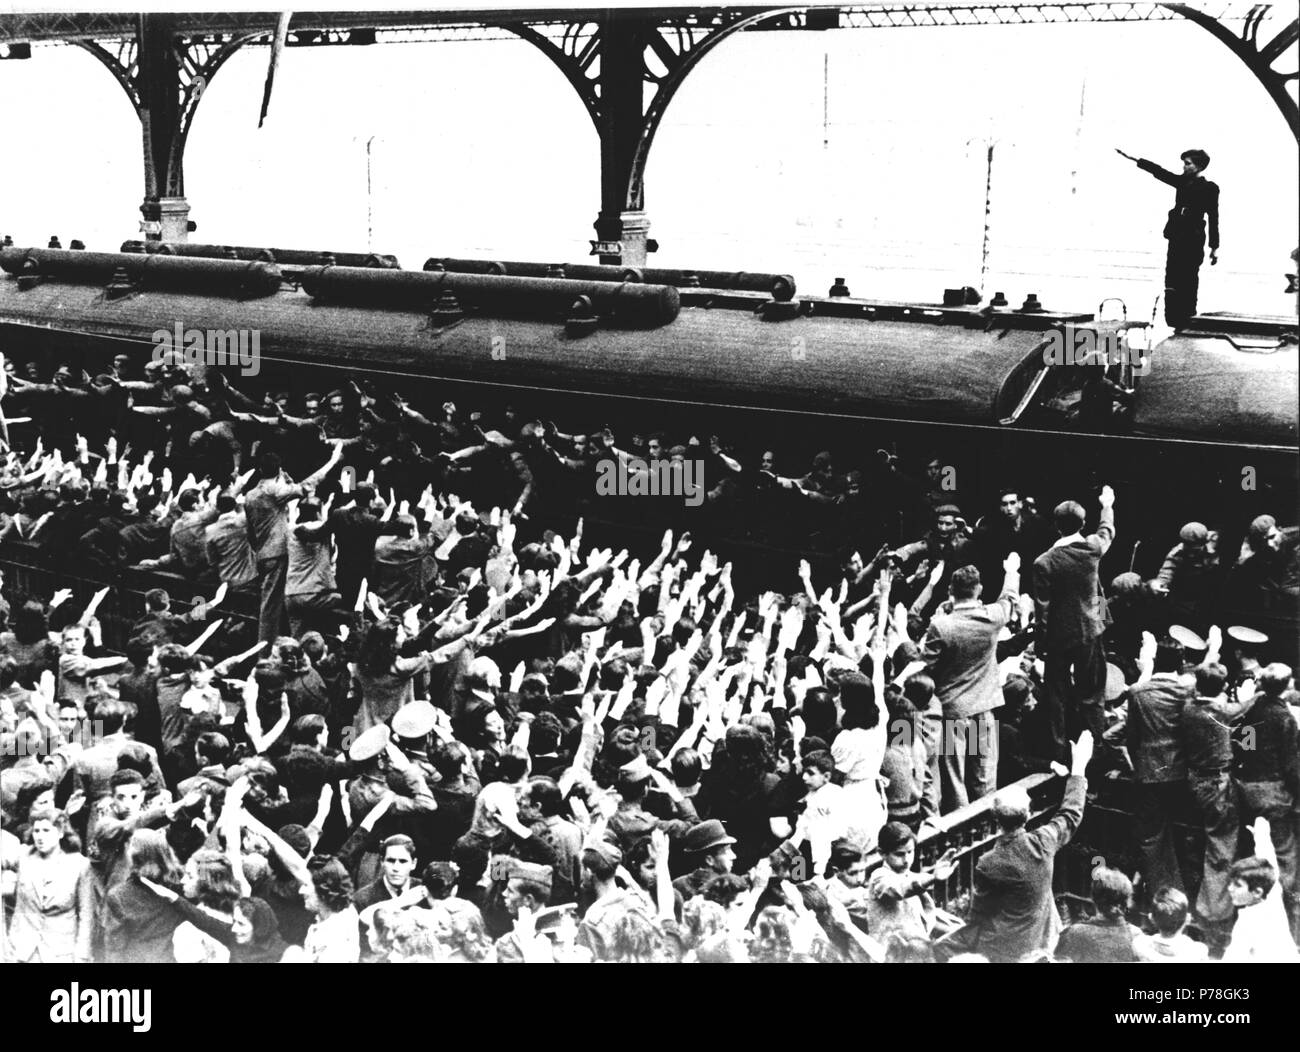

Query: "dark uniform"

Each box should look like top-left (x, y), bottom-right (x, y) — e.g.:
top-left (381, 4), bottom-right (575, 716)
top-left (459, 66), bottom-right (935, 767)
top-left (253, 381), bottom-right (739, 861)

top-left (1135, 158), bottom-right (1219, 327)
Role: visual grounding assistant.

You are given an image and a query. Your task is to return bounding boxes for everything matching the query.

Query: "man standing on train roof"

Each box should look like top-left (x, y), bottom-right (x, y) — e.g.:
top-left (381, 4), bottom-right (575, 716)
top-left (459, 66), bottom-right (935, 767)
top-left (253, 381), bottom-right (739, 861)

top-left (1115, 147), bottom-right (1219, 329)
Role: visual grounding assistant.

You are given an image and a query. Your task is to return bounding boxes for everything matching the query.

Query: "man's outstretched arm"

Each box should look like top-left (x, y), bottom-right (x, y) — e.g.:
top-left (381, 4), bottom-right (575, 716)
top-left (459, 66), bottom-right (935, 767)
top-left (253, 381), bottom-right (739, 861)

top-left (1116, 149), bottom-right (1179, 187)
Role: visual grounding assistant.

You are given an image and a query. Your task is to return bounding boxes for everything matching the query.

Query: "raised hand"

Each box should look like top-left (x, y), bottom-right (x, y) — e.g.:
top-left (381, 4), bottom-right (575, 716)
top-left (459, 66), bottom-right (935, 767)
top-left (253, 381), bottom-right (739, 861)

top-left (1098, 484), bottom-right (1115, 509)
top-left (1071, 730), bottom-right (1095, 775)
top-left (933, 847), bottom-right (959, 882)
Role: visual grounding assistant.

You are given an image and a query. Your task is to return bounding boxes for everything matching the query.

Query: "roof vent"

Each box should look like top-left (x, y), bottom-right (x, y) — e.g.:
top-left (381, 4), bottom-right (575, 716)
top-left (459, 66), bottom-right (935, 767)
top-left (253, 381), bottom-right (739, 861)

top-left (758, 299), bottom-right (803, 321)
top-left (430, 289), bottom-right (463, 321)
top-left (105, 267), bottom-right (137, 299)
top-left (565, 295), bottom-right (599, 337)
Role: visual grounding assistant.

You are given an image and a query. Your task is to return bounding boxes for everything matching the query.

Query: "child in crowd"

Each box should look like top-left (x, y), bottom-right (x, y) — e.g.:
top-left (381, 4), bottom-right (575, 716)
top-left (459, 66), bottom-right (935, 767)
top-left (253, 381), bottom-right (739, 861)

top-left (1221, 818), bottom-right (1300, 963)
top-left (1133, 887), bottom-right (1209, 962)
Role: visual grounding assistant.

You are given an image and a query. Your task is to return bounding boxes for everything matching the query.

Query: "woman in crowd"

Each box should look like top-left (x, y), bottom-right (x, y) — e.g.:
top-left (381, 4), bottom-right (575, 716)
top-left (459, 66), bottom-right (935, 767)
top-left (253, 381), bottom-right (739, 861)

top-left (830, 671), bottom-right (888, 853)
top-left (3, 806), bottom-right (93, 962)
top-left (102, 827), bottom-right (187, 963)
top-left (171, 848), bottom-right (242, 963)
top-left (302, 856), bottom-right (361, 963)
top-left (229, 896), bottom-right (290, 963)
top-left (0, 601), bottom-right (58, 686)
top-left (351, 619), bottom-right (441, 735)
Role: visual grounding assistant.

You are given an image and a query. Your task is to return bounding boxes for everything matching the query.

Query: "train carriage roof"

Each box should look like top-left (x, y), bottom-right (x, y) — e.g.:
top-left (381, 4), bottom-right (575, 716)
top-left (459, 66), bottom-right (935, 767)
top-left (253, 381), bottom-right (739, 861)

top-left (2, 267), bottom-right (1295, 448)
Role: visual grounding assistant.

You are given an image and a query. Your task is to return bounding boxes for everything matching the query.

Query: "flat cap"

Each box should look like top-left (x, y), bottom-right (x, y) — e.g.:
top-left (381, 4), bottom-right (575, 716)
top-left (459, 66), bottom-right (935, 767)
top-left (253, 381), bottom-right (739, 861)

top-left (1111, 572), bottom-right (1143, 595)
top-left (1179, 522), bottom-right (1209, 545)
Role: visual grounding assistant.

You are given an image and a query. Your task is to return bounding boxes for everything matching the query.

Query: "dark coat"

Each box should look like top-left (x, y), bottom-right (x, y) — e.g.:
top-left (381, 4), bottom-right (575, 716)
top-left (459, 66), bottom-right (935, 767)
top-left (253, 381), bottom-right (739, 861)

top-left (102, 874), bottom-right (186, 963)
top-left (963, 774), bottom-right (1087, 962)
top-left (1032, 505), bottom-right (1115, 651)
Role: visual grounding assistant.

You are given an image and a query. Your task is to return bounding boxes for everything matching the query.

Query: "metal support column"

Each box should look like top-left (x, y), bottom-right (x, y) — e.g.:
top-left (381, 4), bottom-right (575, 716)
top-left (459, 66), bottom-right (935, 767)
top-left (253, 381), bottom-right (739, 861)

top-left (593, 17), bottom-right (651, 266)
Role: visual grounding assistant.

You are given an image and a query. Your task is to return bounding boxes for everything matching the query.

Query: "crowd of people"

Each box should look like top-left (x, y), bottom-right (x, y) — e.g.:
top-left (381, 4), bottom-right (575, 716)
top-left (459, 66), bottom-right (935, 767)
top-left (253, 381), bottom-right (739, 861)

top-left (0, 345), bottom-right (1296, 963)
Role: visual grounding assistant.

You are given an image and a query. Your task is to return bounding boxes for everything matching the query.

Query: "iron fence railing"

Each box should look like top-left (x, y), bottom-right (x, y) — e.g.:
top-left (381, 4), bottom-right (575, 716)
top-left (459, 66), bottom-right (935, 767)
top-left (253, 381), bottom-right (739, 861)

top-left (861, 770), bottom-right (1062, 912)
top-left (0, 541), bottom-right (258, 652)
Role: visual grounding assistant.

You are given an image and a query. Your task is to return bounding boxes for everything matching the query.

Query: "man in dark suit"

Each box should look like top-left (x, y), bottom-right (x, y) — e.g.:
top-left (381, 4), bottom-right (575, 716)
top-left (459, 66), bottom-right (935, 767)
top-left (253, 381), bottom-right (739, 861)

top-left (1116, 147), bottom-right (1219, 327)
top-left (1127, 635), bottom-right (1193, 904)
top-left (973, 486), bottom-right (1053, 599)
top-left (953, 730), bottom-right (1093, 962)
top-left (355, 833), bottom-right (418, 958)
top-left (1032, 485), bottom-right (1115, 761)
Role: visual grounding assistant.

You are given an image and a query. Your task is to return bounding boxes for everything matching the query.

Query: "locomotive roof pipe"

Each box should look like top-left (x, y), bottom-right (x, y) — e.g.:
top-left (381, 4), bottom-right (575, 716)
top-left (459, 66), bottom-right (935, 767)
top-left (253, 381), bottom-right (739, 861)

top-left (1, 248), bottom-right (282, 298)
top-left (121, 240), bottom-right (399, 269)
top-left (424, 257), bottom-right (794, 301)
top-left (301, 266), bottom-right (680, 328)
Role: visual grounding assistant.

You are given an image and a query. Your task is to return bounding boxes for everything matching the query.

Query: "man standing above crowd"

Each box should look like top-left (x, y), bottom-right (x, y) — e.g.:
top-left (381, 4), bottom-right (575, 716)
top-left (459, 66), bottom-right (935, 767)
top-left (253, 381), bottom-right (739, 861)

top-left (973, 486), bottom-right (1052, 598)
top-left (1033, 485), bottom-right (1115, 762)
top-left (244, 446), bottom-right (343, 642)
top-left (921, 553), bottom-right (1021, 811)
top-left (1127, 634), bottom-right (1191, 905)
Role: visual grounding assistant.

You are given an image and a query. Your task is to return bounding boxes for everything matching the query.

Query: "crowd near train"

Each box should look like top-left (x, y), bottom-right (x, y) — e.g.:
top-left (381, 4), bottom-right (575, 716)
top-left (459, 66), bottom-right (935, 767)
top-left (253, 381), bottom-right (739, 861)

top-left (0, 241), bottom-right (1296, 964)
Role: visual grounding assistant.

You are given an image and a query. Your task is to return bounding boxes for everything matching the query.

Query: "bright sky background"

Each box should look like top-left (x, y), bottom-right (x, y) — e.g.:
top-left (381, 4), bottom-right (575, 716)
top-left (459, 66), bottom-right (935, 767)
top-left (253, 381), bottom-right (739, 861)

top-left (1, 15), bottom-right (1296, 316)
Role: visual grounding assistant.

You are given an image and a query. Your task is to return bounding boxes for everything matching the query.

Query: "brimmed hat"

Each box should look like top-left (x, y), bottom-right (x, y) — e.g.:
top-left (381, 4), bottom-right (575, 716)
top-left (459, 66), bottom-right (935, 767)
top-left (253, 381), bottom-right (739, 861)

top-left (683, 819), bottom-right (736, 855)
top-left (1227, 625), bottom-right (1269, 647)
top-left (1104, 662), bottom-right (1128, 703)
top-left (1169, 624), bottom-right (1207, 652)
top-left (392, 700), bottom-right (437, 740)
top-left (348, 724), bottom-right (391, 763)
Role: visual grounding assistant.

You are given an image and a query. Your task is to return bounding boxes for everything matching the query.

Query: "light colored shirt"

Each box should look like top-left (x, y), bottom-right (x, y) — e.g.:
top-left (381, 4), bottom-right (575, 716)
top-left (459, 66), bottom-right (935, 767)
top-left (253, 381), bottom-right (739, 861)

top-left (304, 906), bottom-right (362, 963)
top-left (1222, 893), bottom-right (1299, 963)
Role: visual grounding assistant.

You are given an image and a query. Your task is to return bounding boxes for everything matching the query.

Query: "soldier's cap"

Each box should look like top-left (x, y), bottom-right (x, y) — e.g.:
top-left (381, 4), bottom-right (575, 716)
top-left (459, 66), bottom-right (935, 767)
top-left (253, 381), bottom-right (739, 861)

top-left (500, 858), bottom-right (553, 892)
top-left (348, 723), bottom-right (391, 763)
top-left (582, 838), bottom-right (623, 869)
top-left (1227, 625), bottom-right (1269, 646)
top-left (392, 700), bottom-right (438, 740)
top-left (618, 754), bottom-right (655, 785)
top-left (1104, 662), bottom-right (1128, 704)
top-left (1179, 521), bottom-right (1209, 545)
top-left (1169, 624), bottom-right (1207, 652)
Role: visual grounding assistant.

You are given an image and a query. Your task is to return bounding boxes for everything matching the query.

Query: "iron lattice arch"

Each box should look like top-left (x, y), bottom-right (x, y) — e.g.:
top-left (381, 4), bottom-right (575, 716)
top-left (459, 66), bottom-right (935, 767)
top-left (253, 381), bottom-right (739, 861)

top-left (72, 32), bottom-right (262, 198)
